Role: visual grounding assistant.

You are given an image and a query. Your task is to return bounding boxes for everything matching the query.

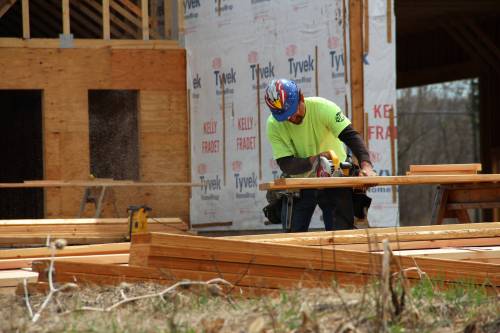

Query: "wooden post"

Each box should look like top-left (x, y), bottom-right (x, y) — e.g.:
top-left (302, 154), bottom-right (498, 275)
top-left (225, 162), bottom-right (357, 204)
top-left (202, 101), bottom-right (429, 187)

top-left (102, 0), bottom-right (110, 40)
top-left (349, 0), bottom-right (364, 136)
top-left (62, 0), bottom-right (70, 35)
top-left (142, 0), bottom-right (149, 40)
top-left (21, 0), bottom-right (29, 39)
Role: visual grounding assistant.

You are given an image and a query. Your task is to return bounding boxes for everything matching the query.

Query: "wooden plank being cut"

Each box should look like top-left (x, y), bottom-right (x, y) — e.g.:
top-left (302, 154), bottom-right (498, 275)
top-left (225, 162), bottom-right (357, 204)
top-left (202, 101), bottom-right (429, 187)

top-left (260, 174), bottom-right (500, 191)
top-left (129, 233), bottom-right (500, 287)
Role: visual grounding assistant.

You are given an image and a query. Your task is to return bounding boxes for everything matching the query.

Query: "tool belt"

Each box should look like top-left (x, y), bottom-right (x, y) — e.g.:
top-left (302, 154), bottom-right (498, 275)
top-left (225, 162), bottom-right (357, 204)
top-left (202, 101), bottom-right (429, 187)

top-left (262, 190), bottom-right (283, 225)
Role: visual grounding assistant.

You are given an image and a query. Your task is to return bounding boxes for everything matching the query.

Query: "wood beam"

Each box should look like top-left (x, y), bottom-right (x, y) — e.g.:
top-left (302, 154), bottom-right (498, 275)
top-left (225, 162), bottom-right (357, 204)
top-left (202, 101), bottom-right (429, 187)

top-left (349, 0), bottom-right (364, 136)
top-left (0, 0), bottom-right (17, 18)
top-left (21, 0), bottom-right (28, 39)
top-left (102, 0), bottom-right (110, 39)
top-left (141, 0), bottom-right (149, 40)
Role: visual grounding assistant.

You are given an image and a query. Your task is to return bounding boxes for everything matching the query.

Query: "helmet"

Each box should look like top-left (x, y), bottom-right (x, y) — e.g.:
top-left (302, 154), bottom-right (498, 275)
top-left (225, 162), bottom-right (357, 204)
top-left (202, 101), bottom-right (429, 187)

top-left (264, 79), bottom-right (299, 122)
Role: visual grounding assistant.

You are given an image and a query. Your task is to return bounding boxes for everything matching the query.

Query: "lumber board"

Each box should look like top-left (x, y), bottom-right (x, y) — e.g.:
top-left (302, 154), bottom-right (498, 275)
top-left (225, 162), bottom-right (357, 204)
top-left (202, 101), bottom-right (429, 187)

top-left (321, 237), bottom-right (500, 252)
top-left (0, 254), bottom-right (129, 270)
top-left (0, 243), bottom-right (130, 259)
top-left (0, 269), bottom-right (37, 287)
top-left (0, 38), bottom-right (181, 49)
top-left (224, 222), bottom-right (500, 246)
top-left (0, 217), bottom-right (185, 226)
top-left (409, 164), bottom-right (482, 173)
top-left (260, 174), bottom-right (500, 191)
top-left (130, 233), bottom-right (500, 286)
top-left (0, 180), bottom-right (201, 188)
top-left (393, 247), bottom-right (500, 264)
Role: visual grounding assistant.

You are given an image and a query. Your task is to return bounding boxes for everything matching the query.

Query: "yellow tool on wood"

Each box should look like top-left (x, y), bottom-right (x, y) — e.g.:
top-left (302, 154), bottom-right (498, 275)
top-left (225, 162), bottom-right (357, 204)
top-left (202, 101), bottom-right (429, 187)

top-left (127, 205), bottom-right (152, 240)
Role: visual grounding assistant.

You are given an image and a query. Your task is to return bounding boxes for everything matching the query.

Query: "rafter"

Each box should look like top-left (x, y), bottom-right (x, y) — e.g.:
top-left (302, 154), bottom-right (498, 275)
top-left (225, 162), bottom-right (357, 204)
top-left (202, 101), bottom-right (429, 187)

top-left (85, 0), bottom-right (138, 38)
top-left (0, 0), bottom-right (17, 18)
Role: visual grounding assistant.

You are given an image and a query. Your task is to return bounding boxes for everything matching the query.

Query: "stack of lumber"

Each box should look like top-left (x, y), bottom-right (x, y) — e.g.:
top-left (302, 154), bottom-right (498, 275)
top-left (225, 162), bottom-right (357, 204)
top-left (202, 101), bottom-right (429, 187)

top-left (0, 243), bottom-right (130, 294)
top-left (0, 217), bottom-right (191, 293)
top-left (22, 225), bottom-right (500, 296)
top-left (0, 218), bottom-right (191, 247)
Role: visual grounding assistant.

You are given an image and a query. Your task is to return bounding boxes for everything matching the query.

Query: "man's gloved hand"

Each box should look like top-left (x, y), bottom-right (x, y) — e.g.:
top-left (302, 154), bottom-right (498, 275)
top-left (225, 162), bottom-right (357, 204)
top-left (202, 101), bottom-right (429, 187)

top-left (359, 161), bottom-right (376, 177)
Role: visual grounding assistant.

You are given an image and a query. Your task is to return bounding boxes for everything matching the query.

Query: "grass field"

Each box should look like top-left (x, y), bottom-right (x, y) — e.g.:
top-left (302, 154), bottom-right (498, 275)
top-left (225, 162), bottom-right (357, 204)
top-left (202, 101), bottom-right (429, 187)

top-left (1, 277), bottom-right (498, 333)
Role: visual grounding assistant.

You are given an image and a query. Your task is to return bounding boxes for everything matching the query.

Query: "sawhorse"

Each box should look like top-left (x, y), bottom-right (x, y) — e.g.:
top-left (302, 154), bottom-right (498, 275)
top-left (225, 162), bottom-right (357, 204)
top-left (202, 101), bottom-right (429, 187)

top-left (78, 185), bottom-right (118, 218)
top-left (431, 183), bottom-right (500, 224)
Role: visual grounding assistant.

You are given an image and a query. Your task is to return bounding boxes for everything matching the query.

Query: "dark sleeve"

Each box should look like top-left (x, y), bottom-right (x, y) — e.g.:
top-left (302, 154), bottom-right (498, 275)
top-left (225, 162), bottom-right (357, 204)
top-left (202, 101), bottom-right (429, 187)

top-left (276, 156), bottom-right (313, 175)
top-left (338, 124), bottom-right (371, 164)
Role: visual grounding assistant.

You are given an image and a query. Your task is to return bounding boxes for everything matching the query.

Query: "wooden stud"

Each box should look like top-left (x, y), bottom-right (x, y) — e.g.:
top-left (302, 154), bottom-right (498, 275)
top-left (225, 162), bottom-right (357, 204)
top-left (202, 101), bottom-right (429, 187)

top-left (221, 78), bottom-right (226, 186)
top-left (21, 0), bottom-right (29, 39)
top-left (363, 0), bottom-right (369, 53)
top-left (102, 0), bottom-right (110, 40)
top-left (342, 0), bottom-right (348, 84)
top-left (163, 0), bottom-right (171, 39)
top-left (386, 0), bottom-right (392, 43)
top-left (389, 105), bottom-right (396, 202)
top-left (314, 45), bottom-right (319, 96)
top-left (142, 0), bottom-right (149, 40)
top-left (364, 112), bottom-right (369, 149)
top-left (256, 63), bottom-right (262, 180)
top-left (150, 0), bottom-right (158, 39)
top-left (349, 0), bottom-right (364, 135)
top-left (62, 0), bottom-right (70, 35)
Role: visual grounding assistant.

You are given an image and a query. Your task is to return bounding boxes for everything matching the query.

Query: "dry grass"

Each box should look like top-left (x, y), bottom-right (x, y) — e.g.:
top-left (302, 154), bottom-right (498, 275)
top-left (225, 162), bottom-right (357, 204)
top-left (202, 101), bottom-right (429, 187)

top-left (0, 278), bottom-right (498, 333)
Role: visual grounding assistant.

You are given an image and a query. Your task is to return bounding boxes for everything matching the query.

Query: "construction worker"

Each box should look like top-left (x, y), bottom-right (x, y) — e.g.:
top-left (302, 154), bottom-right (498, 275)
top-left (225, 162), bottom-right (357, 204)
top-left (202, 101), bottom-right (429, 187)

top-left (264, 78), bottom-right (375, 232)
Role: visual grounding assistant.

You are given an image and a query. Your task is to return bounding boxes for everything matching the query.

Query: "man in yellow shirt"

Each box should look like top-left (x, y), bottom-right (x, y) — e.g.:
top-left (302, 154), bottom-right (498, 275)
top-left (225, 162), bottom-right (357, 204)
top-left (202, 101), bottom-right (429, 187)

top-left (265, 78), bottom-right (375, 232)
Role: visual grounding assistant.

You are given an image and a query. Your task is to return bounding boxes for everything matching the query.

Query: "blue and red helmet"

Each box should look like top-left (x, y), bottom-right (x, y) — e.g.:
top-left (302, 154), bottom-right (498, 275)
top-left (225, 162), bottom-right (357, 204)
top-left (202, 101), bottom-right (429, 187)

top-left (264, 79), bottom-right (299, 122)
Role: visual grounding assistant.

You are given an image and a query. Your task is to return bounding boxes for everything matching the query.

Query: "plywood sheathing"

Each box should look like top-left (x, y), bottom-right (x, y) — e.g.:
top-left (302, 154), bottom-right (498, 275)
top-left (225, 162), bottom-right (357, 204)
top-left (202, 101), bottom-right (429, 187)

top-left (0, 46), bottom-right (187, 220)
